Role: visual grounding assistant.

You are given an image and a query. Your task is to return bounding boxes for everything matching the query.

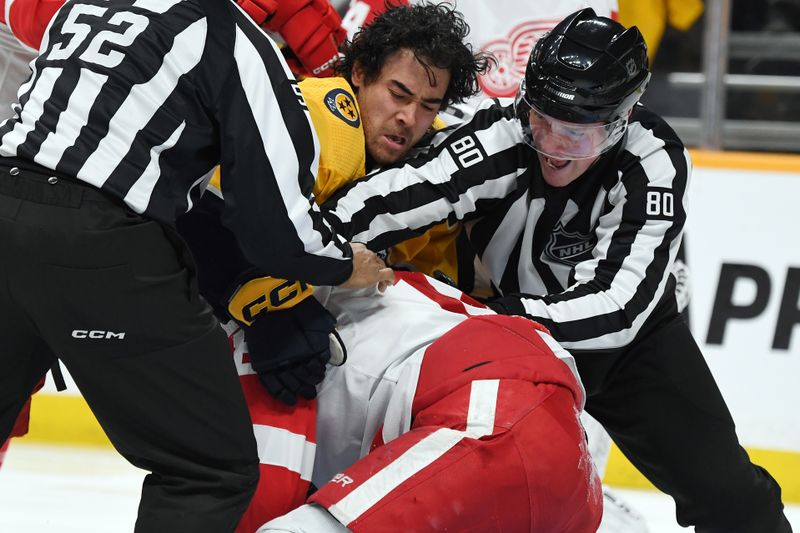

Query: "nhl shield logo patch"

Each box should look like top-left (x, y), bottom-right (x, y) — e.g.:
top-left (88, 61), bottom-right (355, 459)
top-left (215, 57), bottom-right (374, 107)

top-left (324, 88), bottom-right (360, 128)
top-left (545, 224), bottom-right (597, 266)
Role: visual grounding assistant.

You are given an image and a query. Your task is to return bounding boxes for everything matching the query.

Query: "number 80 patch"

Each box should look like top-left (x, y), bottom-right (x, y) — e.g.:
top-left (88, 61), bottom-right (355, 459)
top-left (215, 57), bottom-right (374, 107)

top-left (645, 187), bottom-right (675, 220)
top-left (447, 134), bottom-right (486, 169)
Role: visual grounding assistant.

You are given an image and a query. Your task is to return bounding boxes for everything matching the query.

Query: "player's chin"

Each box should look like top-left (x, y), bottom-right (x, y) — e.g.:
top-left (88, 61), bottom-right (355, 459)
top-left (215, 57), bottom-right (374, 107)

top-left (372, 146), bottom-right (408, 167)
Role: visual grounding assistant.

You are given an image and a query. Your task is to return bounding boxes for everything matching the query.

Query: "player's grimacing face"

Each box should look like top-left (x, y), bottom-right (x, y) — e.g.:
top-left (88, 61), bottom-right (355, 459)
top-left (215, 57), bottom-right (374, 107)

top-left (352, 49), bottom-right (450, 166)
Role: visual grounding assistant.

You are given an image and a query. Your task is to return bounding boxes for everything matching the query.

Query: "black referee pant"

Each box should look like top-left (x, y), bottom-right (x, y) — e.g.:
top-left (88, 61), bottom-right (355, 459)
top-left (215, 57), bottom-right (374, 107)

top-left (0, 162), bottom-right (259, 532)
top-left (578, 315), bottom-right (791, 533)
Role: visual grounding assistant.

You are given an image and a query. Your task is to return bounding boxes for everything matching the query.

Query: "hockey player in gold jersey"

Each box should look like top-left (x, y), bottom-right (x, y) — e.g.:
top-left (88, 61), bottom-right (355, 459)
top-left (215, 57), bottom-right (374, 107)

top-left (174, 5), bottom-right (492, 530)
top-left (184, 3), bottom-right (493, 332)
top-left (218, 69), bottom-right (466, 328)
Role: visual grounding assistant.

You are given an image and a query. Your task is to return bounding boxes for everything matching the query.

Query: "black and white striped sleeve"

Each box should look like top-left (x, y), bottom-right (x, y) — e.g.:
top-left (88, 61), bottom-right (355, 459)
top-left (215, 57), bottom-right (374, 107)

top-left (496, 119), bottom-right (692, 352)
top-left (216, 3), bottom-right (352, 286)
top-left (0, 0), bottom-right (353, 286)
top-left (324, 101), bottom-right (528, 250)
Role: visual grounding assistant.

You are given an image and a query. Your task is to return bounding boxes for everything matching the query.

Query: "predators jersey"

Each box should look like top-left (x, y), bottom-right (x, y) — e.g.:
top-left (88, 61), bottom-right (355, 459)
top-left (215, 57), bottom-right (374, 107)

top-left (217, 76), bottom-right (460, 324)
top-left (208, 76), bottom-right (366, 201)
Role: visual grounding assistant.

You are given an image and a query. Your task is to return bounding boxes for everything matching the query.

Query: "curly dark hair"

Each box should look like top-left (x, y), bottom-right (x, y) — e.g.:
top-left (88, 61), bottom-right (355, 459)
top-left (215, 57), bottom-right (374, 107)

top-left (335, 2), bottom-right (494, 108)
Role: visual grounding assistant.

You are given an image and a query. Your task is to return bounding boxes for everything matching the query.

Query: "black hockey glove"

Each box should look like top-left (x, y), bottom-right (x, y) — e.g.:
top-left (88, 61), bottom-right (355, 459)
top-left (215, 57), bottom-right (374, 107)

top-left (242, 297), bottom-right (344, 406)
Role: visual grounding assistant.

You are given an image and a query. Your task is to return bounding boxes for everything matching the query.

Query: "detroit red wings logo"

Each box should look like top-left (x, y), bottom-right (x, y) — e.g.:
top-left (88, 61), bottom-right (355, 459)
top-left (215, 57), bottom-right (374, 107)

top-left (478, 19), bottom-right (562, 98)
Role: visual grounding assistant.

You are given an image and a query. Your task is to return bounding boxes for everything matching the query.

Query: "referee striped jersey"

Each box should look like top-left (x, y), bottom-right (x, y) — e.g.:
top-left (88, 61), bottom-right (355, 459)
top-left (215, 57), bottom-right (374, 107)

top-left (324, 100), bottom-right (692, 352)
top-left (0, 0), bottom-right (352, 286)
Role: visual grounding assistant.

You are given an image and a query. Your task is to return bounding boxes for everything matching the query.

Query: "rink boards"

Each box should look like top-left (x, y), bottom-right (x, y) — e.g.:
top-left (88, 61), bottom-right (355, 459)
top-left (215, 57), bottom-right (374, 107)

top-left (20, 149), bottom-right (800, 502)
top-left (604, 149), bottom-right (800, 500)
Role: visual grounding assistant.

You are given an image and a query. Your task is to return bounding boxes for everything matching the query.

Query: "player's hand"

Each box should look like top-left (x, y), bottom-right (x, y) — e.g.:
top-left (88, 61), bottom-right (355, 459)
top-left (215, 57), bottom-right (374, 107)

top-left (340, 242), bottom-right (395, 290)
top-left (238, 0), bottom-right (346, 77)
top-left (243, 297), bottom-right (342, 406)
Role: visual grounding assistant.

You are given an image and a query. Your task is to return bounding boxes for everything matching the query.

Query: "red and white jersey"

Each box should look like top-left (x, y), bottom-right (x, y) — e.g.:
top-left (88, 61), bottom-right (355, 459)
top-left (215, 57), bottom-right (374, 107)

top-left (226, 272), bottom-right (591, 530)
top-left (226, 272), bottom-right (583, 489)
top-left (310, 272), bottom-right (583, 487)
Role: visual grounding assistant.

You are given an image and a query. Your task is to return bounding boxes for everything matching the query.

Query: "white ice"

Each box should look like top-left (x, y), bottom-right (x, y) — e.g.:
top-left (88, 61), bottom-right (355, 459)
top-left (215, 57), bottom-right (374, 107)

top-left (0, 443), bottom-right (798, 532)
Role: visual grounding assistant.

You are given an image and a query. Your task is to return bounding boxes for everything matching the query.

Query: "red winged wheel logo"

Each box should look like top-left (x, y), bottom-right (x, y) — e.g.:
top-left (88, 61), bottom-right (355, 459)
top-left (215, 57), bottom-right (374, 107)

top-left (478, 18), bottom-right (562, 98)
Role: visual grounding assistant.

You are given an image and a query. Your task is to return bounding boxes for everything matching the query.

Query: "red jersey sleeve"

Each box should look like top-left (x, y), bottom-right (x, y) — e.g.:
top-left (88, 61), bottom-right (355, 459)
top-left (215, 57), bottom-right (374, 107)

top-left (1, 0), bottom-right (66, 50)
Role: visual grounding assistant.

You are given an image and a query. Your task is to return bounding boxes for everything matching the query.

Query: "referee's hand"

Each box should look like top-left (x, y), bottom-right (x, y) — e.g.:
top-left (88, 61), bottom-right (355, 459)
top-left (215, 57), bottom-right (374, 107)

top-left (340, 242), bottom-right (395, 291)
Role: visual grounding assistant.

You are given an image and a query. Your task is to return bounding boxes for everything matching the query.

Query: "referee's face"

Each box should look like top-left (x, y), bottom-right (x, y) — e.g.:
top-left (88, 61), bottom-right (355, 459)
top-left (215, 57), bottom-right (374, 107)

top-left (353, 49), bottom-right (450, 166)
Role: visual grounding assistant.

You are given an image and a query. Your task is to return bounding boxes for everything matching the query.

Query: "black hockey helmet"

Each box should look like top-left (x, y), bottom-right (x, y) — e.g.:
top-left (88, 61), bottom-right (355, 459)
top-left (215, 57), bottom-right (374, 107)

top-left (521, 8), bottom-right (650, 124)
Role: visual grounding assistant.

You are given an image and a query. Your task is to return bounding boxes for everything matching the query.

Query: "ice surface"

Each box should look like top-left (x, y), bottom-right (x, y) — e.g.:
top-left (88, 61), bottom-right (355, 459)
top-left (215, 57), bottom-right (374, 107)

top-left (0, 443), bottom-right (797, 532)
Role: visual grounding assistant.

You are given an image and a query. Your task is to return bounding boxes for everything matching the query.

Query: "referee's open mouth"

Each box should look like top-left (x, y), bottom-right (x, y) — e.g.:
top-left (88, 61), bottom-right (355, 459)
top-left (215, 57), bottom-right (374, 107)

top-left (544, 156), bottom-right (570, 170)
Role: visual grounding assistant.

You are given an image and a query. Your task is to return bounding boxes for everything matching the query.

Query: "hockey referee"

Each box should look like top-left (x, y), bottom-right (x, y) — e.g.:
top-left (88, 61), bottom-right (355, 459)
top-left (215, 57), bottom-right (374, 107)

top-left (323, 9), bottom-right (792, 533)
top-left (0, 1), bottom-right (391, 532)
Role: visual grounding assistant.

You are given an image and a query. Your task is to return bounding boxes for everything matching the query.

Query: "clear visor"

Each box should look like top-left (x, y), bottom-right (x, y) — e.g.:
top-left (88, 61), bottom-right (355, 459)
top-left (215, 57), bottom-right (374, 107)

top-left (514, 81), bottom-right (628, 160)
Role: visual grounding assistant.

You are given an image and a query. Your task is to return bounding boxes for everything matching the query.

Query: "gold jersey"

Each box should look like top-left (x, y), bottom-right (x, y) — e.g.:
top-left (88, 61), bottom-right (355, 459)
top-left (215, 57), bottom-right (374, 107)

top-left (219, 76), bottom-right (460, 324)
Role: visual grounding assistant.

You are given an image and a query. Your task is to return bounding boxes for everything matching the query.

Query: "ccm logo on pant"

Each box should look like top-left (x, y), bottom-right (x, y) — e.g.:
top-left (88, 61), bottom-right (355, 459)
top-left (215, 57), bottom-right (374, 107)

top-left (71, 330), bottom-right (126, 340)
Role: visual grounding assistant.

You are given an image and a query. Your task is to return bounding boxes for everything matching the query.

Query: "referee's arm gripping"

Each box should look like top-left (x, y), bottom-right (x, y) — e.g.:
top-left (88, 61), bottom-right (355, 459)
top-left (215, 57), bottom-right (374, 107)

top-left (323, 111), bottom-right (525, 251)
top-left (216, 4), bottom-right (354, 287)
